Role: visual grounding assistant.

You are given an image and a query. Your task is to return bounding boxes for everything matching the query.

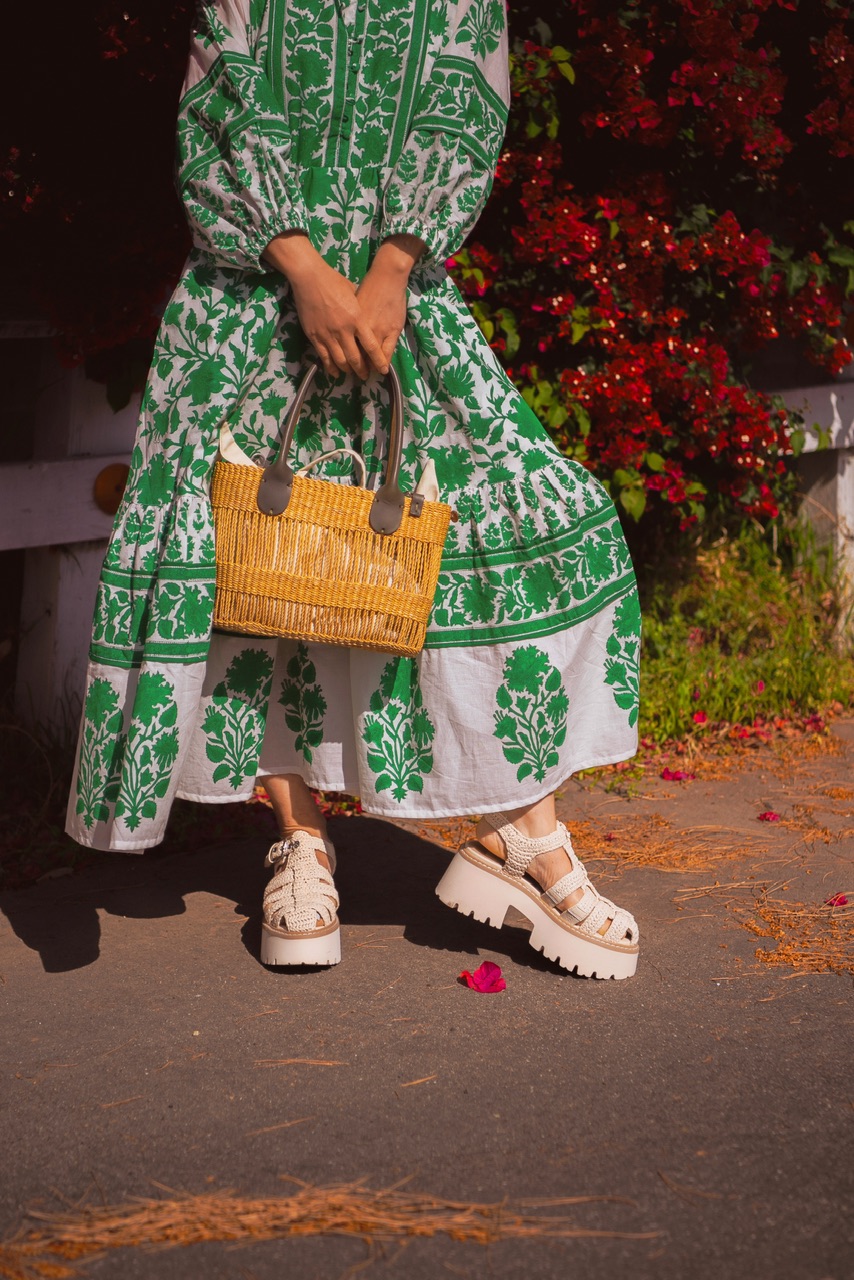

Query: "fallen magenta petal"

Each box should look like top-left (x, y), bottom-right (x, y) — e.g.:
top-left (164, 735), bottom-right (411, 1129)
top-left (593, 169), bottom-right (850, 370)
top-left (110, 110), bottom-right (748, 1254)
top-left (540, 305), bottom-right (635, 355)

top-left (458, 961), bottom-right (506, 993)
top-left (661, 767), bottom-right (695, 781)
top-left (825, 893), bottom-right (849, 906)
top-left (757, 811), bottom-right (781, 822)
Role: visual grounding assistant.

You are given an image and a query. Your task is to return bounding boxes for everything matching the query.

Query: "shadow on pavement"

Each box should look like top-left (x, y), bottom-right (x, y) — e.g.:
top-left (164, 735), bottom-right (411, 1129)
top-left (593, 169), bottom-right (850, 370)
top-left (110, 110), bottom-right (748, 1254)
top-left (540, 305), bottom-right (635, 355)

top-left (0, 815), bottom-right (558, 977)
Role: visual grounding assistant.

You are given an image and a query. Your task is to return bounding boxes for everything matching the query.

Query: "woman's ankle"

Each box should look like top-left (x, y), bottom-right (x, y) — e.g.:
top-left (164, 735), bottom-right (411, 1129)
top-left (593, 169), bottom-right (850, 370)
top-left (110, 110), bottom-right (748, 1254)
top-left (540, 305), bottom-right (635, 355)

top-left (482, 807), bottom-right (558, 841)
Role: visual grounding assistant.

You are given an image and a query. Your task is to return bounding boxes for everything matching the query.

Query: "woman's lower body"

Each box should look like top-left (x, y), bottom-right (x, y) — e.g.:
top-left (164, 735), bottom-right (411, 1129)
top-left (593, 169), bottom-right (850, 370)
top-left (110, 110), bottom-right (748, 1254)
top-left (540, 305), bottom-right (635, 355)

top-left (259, 771), bottom-right (639, 978)
top-left (173, 623), bottom-right (641, 976)
top-left (65, 167), bottom-right (642, 975)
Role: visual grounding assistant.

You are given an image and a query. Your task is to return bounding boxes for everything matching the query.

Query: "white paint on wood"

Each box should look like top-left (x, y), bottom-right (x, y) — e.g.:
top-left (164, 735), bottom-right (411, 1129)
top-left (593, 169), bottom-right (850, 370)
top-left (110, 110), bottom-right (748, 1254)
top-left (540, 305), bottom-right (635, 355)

top-left (15, 541), bottom-right (106, 736)
top-left (32, 358), bottom-right (139, 461)
top-left (5, 348), bottom-right (142, 737)
top-left (779, 382), bottom-right (854, 451)
top-left (0, 454), bottom-right (131, 551)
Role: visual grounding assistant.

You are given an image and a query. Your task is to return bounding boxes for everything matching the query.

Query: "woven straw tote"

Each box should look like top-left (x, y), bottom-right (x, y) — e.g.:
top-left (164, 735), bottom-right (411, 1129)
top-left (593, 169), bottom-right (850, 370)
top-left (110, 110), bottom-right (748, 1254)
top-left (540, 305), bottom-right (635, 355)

top-left (211, 358), bottom-right (452, 656)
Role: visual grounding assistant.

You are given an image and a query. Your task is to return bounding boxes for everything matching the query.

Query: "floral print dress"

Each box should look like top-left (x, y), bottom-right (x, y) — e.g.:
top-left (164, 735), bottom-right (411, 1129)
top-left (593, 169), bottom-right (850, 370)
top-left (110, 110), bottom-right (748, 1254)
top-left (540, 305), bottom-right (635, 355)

top-left (66, 0), bottom-right (640, 851)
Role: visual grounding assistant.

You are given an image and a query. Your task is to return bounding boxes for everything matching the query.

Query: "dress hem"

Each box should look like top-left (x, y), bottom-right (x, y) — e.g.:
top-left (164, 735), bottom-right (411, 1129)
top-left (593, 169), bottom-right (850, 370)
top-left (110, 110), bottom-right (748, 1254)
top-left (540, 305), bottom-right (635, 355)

top-left (355, 744), bottom-right (639, 821)
top-left (67, 741), bottom-right (637, 852)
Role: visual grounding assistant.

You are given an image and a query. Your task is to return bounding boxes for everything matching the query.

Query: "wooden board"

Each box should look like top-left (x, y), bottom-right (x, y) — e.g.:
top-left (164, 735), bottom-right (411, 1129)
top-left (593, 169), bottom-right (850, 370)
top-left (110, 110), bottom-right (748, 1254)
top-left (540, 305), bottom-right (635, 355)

top-left (0, 454), bottom-right (131, 551)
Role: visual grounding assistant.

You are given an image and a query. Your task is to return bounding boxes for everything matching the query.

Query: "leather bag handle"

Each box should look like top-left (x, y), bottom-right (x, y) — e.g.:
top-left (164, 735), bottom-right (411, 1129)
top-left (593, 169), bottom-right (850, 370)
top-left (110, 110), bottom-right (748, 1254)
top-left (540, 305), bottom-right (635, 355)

top-left (256, 356), bottom-right (407, 535)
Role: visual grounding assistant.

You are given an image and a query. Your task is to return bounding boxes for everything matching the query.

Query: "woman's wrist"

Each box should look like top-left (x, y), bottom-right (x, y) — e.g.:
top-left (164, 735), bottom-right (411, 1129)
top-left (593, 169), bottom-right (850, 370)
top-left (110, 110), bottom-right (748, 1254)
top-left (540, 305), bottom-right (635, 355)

top-left (263, 230), bottom-right (325, 284)
top-left (372, 234), bottom-right (425, 279)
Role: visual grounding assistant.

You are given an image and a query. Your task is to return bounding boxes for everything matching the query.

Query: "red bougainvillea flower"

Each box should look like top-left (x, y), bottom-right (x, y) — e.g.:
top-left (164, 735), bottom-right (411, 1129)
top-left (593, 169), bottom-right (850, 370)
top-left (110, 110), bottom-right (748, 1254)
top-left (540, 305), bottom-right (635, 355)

top-left (692, 711), bottom-right (709, 725)
top-left (825, 893), bottom-right (849, 907)
top-left (458, 961), bottom-right (506, 993)
top-left (757, 811), bottom-right (781, 822)
top-left (661, 767), bottom-right (696, 781)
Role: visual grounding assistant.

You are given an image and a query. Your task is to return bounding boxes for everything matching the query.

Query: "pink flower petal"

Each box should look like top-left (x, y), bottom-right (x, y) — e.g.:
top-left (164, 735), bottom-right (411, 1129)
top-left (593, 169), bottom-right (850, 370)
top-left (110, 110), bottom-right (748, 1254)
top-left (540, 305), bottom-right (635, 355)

top-left (458, 961), bottom-right (506, 993)
top-left (825, 893), bottom-right (849, 907)
top-left (692, 711), bottom-right (708, 725)
top-left (661, 767), bottom-right (696, 781)
top-left (757, 811), bottom-right (781, 822)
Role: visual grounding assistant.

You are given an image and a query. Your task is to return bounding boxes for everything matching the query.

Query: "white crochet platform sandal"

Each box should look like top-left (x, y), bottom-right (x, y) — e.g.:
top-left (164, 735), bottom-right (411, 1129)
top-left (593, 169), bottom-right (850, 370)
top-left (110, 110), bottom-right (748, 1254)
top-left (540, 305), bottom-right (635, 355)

top-left (260, 830), bottom-right (341, 967)
top-left (436, 813), bottom-right (639, 980)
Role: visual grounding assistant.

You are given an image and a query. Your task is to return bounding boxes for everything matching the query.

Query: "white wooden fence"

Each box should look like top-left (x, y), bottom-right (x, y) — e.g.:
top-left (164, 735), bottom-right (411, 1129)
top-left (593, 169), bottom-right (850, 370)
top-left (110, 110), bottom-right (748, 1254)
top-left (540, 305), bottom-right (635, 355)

top-left (0, 336), bottom-right (137, 737)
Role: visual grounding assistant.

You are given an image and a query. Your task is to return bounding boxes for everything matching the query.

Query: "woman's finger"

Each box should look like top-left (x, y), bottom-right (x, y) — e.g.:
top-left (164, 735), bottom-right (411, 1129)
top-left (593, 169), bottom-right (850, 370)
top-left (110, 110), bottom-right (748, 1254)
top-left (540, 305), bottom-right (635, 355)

top-left (326, 339), bottom-right (352, 377)
top-left (381, 328), bottom-right (402, 364)
top-left (311, 340), bottom-right (338, 378)
top-left (357, 322), bottom-right (391, 374)
top-left (339, 333), bottom-right (370, 380)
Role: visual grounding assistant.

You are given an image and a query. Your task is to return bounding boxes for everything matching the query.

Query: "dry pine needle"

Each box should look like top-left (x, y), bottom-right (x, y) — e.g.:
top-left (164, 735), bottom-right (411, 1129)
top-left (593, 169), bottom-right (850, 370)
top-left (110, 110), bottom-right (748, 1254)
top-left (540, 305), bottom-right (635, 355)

top-left (0, 1182), bottom-right (659, 1278)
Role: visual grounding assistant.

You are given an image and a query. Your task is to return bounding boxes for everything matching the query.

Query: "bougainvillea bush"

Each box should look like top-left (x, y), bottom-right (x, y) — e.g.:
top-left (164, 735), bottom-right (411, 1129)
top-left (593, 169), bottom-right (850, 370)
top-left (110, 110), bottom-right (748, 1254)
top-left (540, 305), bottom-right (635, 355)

top-left (457, 0), bottom-right (854, 539)
top-left (2, 0), bottom-right (853, 539)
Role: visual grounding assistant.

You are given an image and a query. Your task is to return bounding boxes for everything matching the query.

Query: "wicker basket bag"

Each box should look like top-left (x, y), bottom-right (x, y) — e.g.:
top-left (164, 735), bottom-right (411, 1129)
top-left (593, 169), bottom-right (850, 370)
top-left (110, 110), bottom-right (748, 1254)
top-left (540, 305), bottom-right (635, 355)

top-left (211, 358), bottom-right (452, 656)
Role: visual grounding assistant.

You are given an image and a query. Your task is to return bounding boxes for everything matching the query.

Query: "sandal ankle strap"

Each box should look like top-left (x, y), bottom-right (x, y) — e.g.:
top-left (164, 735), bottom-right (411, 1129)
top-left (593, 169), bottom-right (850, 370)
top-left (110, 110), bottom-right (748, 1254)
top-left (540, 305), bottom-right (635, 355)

top-left (266, 830), bottom-right (337, 875)
top-left (485, 812), bottom-right (569, 878)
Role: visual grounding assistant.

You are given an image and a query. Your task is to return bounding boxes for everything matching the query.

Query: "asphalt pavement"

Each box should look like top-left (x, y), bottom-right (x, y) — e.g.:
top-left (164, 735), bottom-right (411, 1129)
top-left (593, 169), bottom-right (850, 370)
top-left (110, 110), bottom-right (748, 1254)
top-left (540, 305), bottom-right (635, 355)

top-left (1, 722), bottom-right (852, 1279)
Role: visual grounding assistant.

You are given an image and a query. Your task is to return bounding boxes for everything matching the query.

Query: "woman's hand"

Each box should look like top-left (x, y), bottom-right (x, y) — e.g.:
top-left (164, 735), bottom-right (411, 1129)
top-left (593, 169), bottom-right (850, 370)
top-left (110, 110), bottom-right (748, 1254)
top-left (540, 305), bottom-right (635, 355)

top-left (264, 231), bottom-right (386, 378)
top-left (356, 235), bottom-right (425, 368)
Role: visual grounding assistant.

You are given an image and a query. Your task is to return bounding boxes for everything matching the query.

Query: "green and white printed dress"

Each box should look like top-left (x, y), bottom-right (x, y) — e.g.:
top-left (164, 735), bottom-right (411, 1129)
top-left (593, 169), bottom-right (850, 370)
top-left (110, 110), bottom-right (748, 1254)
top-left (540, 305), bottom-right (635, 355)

top-left (66, 0), bottom-right (641, 852)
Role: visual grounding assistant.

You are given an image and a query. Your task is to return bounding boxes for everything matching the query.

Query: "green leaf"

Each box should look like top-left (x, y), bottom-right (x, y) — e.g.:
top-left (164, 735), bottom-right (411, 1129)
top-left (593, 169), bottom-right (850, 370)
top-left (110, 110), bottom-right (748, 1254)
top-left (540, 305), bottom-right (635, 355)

top-left (645, 452), bottom-right (666, 473)
top-left (619, 487), bottom-right (647, 520)
top-left (789, 428), bottom-right (806, 457)
top-left (575, 407), bottom-right (591, 438)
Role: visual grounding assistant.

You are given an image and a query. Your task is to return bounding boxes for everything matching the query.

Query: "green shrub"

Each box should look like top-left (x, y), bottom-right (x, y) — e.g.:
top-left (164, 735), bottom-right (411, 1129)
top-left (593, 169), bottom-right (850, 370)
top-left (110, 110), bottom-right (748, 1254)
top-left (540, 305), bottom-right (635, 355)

top-left (639, 528), bottom-right (854, 742)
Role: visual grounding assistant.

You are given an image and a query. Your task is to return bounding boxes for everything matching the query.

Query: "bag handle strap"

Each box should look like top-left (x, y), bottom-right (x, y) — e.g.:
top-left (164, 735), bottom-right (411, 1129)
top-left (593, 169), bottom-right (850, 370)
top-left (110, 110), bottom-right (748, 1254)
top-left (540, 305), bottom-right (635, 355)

top-left (256, 355), bottom-right (407, 535)
top-left (295, 447), bottom-right (368, 487)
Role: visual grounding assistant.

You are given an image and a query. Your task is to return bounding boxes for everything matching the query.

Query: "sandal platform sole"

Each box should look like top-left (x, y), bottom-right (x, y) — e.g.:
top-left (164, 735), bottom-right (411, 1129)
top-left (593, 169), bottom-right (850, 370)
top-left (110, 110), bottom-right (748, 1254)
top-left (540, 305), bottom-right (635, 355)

top-left (436, 847), bottom-right (638, 980)
top-left (260, 920), bottom-right (341, 967)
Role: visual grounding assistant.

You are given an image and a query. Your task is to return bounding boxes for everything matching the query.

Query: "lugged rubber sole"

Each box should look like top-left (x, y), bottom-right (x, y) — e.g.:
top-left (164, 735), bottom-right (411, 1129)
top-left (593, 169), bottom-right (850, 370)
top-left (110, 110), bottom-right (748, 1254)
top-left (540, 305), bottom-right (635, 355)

top-left (260, 921), bottom-right (341, 967)
top-left (436, 848), bottom-right (638, 981)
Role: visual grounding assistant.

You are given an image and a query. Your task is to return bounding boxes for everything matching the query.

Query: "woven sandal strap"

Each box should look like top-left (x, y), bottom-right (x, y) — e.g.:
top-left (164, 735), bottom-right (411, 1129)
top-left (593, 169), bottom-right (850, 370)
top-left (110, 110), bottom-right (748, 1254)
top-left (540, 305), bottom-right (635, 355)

top-left (487, 813), bottom-right (569, 878)
top-left (264, 845), bottom-right (339, 932)
top-left (579, 899), bottom-right (613, 937)
top-left (561, 884), bottom-right (599, 924)
top-left (266, 831), bottom-right (337, 875)
top-left (601, 908), bottom-right (638, 943)
top-left (544, 863), bottom-right (587, 906)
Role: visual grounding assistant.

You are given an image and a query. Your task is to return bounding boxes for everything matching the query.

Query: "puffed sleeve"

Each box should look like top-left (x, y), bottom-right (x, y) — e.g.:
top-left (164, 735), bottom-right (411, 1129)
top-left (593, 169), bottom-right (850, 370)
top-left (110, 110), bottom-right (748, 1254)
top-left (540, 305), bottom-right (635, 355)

top-left (381, 0), bottom-right (510, 264)
top-left (176, 0), bottom-right (312, 271)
